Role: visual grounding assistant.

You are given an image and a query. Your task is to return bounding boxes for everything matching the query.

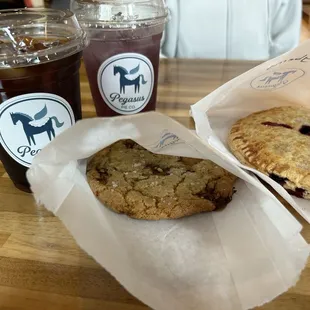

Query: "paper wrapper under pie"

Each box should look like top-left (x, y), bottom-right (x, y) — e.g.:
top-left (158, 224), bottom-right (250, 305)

top-left (192, 40), bottom-right (310, 224)
top-left (27, 112), bottom-right (309, 310)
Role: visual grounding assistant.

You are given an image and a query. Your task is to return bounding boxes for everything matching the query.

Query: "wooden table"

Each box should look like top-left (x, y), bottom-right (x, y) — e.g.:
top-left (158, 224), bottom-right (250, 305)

top-left (0, 59), bottom-right (309, 310)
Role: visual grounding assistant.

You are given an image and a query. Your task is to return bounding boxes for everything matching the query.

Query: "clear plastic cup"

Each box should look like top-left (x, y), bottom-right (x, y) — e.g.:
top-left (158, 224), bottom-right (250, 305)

top-left (0, 8), bottom-right (88, 192)
top-left (72, 0), bottom-right (168, 116)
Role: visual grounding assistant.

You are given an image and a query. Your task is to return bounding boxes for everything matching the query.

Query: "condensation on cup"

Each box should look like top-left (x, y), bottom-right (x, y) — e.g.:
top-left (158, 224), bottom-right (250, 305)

top-left (0, 8), bottom-right (88, 192)
top-left (72, 0), bottom-right (168, 117)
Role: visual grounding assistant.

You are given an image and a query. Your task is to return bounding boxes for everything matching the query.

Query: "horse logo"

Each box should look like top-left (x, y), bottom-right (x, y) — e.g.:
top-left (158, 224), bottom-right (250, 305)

top-left (251, 68), bottom-right (305, 91)
top-left (148, 131), bottom-right (183, 151)
top-left (10, 105), bottom-right (64, 146)
top-left (259, 70), bottom-right (297, 85)
top-left (114, 64), bottom-right (147, 94)
top-left (97, 53), bottom-right (154, 114)
top-left (156, 132), bottom-right (180, 149)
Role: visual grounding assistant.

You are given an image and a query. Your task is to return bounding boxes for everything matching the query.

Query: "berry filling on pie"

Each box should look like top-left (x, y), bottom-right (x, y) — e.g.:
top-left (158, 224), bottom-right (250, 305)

top-left (299, 125), bottom-right (310, 136)
top-left (269, 173), bottom-right (305, 198)
top-left (269, 173), bottom-right (288, 186)
top-left (261, 122), bottom-right (293, 129)
top-left (286, 188), bottom-right (306, 199)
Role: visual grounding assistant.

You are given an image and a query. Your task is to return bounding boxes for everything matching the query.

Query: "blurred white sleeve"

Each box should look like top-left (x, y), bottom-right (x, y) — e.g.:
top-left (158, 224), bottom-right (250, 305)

top-left (160, 27), bottom-right (167, 58)
top-left (29, 0), bottom-right (45, 7)
top-left (160, 0), bottom-right (178, 58)
top-left (269, 0), bottom-right (302, 58)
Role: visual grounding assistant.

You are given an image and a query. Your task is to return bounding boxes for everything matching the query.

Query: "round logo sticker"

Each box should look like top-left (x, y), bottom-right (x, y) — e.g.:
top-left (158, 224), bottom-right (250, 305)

top-left (0, 93), bottom-right (75, 167)
top-left (97, 53), bottom-right (154, 115)
top-left (251, 68), bottom-right (305, 91)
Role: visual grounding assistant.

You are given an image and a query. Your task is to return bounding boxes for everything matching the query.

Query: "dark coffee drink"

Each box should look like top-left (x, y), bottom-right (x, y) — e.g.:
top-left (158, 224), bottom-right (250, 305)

top-left (0, 9), bottom-right (88, 192)
top-left (0, 50), bottom-right (82, 192)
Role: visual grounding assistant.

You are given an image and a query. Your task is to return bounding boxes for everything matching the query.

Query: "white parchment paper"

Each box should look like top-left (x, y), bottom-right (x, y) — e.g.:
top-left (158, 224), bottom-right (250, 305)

top-left (192, 40), bottom-right (310, 224)
top-left (27, 112), bottom-right (309, 310)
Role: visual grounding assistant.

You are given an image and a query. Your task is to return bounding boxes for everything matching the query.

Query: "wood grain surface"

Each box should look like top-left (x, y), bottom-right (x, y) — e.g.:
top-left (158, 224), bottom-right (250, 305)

top-left (0, 59), bottom-right (309, 310)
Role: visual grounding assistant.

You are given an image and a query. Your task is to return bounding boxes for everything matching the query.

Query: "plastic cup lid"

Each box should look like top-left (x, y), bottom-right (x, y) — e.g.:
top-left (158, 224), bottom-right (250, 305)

top-left (71, 0), bottom-right (168, 28)
top-left (0, 8), bottom-right (88, 68)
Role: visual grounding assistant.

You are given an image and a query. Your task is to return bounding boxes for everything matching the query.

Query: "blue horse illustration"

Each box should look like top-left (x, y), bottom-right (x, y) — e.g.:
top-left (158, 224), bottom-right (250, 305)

top-left (114, 64), bottom-right (147, 94)
top-left (260, 70), bottom-right (296, 85)
top-left (10, 105), bottom-right (64, 146)
top-left (155, 132), bottom-right (180, 149)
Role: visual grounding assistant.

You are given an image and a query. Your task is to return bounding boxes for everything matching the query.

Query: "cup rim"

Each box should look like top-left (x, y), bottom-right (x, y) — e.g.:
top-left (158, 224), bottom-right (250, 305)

top-left (72, 0), bottom-right (168, 28)
top-left (0, 7), bottom-right (74, 19)
top-left (0, 8), bottom-right (88, 68)
top-left (78, 14), bottom-right (168, 29)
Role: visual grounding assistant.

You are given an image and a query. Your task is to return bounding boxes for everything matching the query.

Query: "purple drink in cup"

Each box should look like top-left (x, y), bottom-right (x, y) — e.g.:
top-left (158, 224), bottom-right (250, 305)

top-left (72, 0), bottom-right (168, 117)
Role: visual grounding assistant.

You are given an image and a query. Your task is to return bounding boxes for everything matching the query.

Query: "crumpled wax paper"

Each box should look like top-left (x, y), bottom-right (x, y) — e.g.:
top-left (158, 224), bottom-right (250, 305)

top-left (28, 112), bottom-right (309, 310)
top-left (192, 40), bottom-right (310, 223)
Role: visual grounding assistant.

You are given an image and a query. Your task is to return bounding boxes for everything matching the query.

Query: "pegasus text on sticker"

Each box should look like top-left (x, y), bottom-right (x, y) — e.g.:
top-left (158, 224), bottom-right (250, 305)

top-left (17, 146), bottom-right (41, 158)
top-left (109, 93), bottom-right (145, 106)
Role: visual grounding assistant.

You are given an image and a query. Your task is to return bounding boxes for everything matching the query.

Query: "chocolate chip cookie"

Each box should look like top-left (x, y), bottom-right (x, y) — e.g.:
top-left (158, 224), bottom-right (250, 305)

top-left (228, 106), bottom-right (310, 199)
top-left (87, 140), bottom-right (236, 220)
